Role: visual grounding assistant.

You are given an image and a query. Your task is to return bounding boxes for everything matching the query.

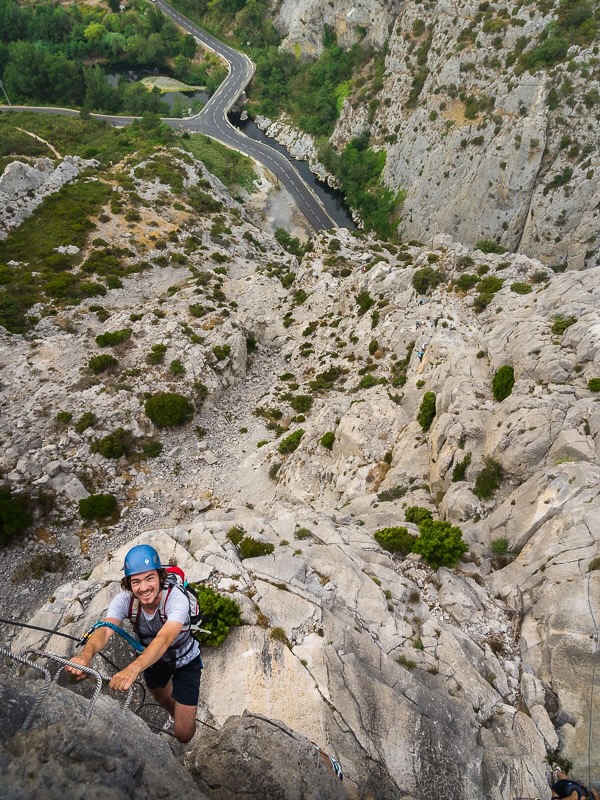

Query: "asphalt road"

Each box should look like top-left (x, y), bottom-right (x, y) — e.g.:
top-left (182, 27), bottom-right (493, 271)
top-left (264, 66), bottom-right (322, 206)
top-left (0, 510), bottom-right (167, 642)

top-left (154, 0), bottom-right (337, 230)
top-left (1, 1), bottom-right (338, 231)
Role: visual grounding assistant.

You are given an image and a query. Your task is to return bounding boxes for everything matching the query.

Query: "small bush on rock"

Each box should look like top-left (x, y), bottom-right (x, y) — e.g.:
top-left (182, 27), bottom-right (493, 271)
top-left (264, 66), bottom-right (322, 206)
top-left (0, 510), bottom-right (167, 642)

top-left (412, 519), bottom-right (468, 569)
top-left (320, 431), bottom-right (335, 450)
top-left (473, 457), bottom-right (504, 499)
top-left (95, 328), bottom-right (132, 347)
top-left (551, 315), bottom-right (577, 335)
top-left (374, 526), bottom-right (417, 554)
top-left (147, 343), bottom-right (167, 365)
top-left (405, 506), bottom-right (433, 525)
top-left (238, 536), bottom-right (275, 559)
top-left (91, 427), bottom-right (130, 459)
top-left (492, 365), bottom-right (515, 401)
top-left (510, 282), bottom-right (532, 294)
top-left (417, 392), bottom-right (436, 431)
top-left (278, 429), bottom-right (304, 455)
top-left (587, 378), bottom-right (600, 392)
top-left (190, 584), bottom-right (241, 647)
top-left (412, 267), bottom-right (445, 295)
top-left (79, 493), bottom-right (118, 520)
top-left (0, 487), bottom-right (33, 547)
top-left (88, 354), bottom-right (118, 374)
top-left (144, 392), bottom-right (194, 427)
top-left (452, 452), bottom-right (472, 482)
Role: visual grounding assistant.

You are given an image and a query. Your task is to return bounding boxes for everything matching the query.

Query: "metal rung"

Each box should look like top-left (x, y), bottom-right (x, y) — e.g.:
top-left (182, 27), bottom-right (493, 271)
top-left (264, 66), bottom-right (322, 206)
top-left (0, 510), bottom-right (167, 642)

top-left (23, 648), bottom-right (134, 718)
top-left (0, 645), bottom-right (52, 731)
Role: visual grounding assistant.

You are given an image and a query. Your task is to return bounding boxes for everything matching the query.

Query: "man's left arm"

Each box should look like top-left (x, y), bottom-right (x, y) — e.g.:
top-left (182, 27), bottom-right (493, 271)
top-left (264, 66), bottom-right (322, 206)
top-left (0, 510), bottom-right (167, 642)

top-left (109, 620), bottom-right (183, 692)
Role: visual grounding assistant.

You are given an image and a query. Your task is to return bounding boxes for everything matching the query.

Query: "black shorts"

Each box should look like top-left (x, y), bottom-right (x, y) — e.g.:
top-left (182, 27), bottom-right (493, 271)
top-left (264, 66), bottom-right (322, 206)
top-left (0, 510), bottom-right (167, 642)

top-left (144, 654), bottom-right (202, 707)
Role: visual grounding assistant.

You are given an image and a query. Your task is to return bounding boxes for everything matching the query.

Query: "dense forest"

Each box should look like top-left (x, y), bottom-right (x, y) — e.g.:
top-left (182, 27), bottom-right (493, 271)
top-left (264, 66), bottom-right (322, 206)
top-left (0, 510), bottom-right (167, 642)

top-left (0, 0), bottom-right (224, 115)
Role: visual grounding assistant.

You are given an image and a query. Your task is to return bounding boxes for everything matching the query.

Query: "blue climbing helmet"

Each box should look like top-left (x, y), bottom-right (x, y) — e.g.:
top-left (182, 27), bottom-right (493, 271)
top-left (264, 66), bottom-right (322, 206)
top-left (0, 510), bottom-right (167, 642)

top-left (122, 544), bottom-right (162, 577)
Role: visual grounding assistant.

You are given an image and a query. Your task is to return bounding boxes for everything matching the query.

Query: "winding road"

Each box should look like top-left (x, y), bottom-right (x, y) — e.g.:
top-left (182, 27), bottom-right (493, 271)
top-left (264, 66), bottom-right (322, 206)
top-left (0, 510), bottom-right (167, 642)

top-left (1, 1), bottom-right (338, 231)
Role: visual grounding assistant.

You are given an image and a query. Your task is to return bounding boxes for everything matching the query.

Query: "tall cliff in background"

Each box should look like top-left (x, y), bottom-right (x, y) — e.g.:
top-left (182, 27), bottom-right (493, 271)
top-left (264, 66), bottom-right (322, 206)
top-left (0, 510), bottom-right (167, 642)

top-left (273, 0), bottom-right (600, 270)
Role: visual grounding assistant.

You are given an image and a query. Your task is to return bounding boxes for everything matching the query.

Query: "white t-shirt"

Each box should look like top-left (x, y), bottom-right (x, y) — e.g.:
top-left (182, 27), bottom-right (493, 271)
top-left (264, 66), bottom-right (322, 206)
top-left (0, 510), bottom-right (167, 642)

top-left (107, 588), bottom-right (200, 667)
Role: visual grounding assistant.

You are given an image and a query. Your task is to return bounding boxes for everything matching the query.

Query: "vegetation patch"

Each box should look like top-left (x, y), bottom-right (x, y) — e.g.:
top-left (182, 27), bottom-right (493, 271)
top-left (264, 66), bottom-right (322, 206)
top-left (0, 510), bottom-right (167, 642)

top-left (190, 584), bottom-right (241, 647)
top-left (79, 493), bottom-right (118, 521)
top-left (492, 365), bottom-right (515, 402)
top-left (417, 392), bottom-right (437, 431)
top-left (144, 392), bottom-right (194, 427)
top-left (473, 457), bottom-right (504, 500)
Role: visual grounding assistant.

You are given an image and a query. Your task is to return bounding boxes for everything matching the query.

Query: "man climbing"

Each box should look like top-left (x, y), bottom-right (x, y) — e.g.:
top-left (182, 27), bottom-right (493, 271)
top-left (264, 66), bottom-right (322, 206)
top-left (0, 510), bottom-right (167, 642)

top-left (551, 768), bottom-right (600, 799)
top-left (66, 544), bottom-right (202, 743)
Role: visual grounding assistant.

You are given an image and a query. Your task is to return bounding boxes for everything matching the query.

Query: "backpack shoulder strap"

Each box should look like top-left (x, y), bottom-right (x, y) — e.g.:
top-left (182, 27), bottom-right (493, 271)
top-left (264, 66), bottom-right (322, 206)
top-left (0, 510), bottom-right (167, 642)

top-left (158, 585), bottom-right (172, 624)
top-left (128, 594), bottom-right (140, 626)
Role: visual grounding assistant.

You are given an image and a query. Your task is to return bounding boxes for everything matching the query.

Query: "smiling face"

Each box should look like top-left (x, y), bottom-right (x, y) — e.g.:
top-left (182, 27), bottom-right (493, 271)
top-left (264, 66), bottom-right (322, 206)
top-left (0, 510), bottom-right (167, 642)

top-left (129, 570), bottom-right (162, 611)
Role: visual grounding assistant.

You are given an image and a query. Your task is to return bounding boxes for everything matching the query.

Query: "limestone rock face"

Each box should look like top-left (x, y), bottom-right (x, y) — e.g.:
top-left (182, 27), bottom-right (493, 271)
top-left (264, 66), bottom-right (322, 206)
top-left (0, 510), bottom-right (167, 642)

top-left (187, 712), bottom-right (349, 800)
top-left (270, 0), bottom-right (600, 269)
top-left (2, 135), bottom-right (600, 795)
top-left (0, 674), bottom-right (208, 800)
top-left (0, 156), bottom-right (97, 238)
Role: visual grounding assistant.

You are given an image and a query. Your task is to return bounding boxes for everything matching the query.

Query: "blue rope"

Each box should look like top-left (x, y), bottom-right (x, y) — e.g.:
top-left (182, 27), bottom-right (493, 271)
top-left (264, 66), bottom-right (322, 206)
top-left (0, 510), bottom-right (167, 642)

top-left (82, 621), bottom-right (145, 653)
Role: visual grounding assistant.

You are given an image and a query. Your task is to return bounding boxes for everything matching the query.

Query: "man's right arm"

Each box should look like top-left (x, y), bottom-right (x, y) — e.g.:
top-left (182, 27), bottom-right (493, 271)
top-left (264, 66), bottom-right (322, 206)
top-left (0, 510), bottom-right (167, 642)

top-left (66, 617), bottom-right (121, 679)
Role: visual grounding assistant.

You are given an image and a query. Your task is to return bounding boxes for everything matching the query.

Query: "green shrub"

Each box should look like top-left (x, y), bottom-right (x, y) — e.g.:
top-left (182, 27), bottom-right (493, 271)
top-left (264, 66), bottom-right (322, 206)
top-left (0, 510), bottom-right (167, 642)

top-left (75, 411), bottom-right (97, 434)
top-left (95, 328), bottom-right (132, 347)
top-left (270, 626), bottom-right (289, 644)
top-left (226, 526), bottom-right (245, 546)
top-left (0, 487), bottom-right (33, 547)
top-left (169, 359), bottom-right (185, 375)
top-left (190, 584), bottom-right (241, 647)
top-left (56, 411), bottom-right (73, 424)
top-left (79, 493), bottom-right (118, 521)
top-left (308, 366), bottom-right (344, 393)
top-left (492, 365), bottom-right (515, 401)
top-left (289, 395), bottom-right (313, 413)
top-left (212, 344), bottom-right (231, 361)
top-left (510, 282), bottom-right (532, 294)
top-left (551, 315), bottom-right (577, 335)
top-left (452, 452), bottom-right (472, 482)
top-left (144, 392), bottom-right (194, 427)
top-left (588, 557), bottom-right (600, 572)
top-left (238, 536), bottom-right (275, 559)
top-left (139, 439), bottom-right (162, 459)
top-left (475, 239), bottom-right (506, 254)
top-left (368, 339), bottom-right (379, 355)
top-left (417, 392), bottom-right (436, 431)
top-left (88, 354), bottom-right (118, 374)
top-left (490, 537), bottom-right (509, 555)
top-left (278, 429), bottom-right (304, 455)
top-left (412, 267), bottom-right (445, 295)
top-left (405, 506), bottom-right (433, 525)
top-left (295, 527), bottom-right (312, 540)
top-left (377, 485), bottom-right (407, 501)
top-left (92, 427), bottom-right (130, 459)
top-left (455, 273), bottom-right (479, 292)
top-left (412, 519), bottom-right (468, 568)
top-left (587, 378), bottom-right (600, 392)
top-left (374, 526), bottom-right (417, 554)
top-left (356, 290), bottom-right (375, 316)
top-left (320, 431), bottom-right (335, 450)
top-left (473, 457), bottom-right (504, 499)
top-left (147, 343), bottom-right (167, 364)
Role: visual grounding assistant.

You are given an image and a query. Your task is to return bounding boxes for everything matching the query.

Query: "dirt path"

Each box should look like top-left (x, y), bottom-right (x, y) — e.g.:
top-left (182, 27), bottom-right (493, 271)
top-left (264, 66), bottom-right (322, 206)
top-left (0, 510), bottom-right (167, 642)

top-left (16, 127), bottom-right (62, 159)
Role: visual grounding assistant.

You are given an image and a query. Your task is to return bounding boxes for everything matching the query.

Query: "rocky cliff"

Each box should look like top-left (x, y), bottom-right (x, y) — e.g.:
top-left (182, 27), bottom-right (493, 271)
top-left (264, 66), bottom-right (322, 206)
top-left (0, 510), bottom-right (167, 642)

top-left (0, 136), bottom-right (599, 798)
top-left (271, 0), bottom-right (600, 270)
